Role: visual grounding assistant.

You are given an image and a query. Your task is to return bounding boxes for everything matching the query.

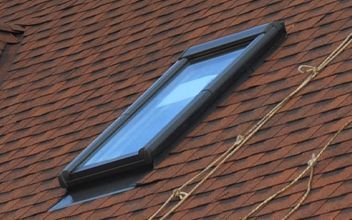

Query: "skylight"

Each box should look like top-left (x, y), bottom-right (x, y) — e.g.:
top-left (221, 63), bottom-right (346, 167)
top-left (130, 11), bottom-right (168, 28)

top-left (79, 48), bottom-right (246, 169)
top-left (58, 22), bottom-right (286, 193)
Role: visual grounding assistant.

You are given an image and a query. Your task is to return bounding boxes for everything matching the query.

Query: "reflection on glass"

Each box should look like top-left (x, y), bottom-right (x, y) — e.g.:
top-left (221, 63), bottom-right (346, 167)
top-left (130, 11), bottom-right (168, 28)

top-left (80, 47), bottom-right (246, 168)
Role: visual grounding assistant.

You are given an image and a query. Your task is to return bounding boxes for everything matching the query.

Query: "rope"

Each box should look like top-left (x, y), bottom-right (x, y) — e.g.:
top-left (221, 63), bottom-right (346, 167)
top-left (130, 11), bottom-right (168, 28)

top-left (281, 154), bottom-right (315, 220)
top-left (243, 119), bottom-right (352, 220)
top-left (148, 32), bottom-right (352, 220)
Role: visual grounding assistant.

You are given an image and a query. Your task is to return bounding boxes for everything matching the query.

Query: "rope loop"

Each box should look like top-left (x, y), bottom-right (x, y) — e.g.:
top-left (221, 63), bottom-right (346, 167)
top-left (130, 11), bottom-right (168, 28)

top-left (235, 135), bottom-right (244, 145)
top-left (173, 189), bottom-right (188, 200)
top-left (298, 65), bottom-right (319, 77)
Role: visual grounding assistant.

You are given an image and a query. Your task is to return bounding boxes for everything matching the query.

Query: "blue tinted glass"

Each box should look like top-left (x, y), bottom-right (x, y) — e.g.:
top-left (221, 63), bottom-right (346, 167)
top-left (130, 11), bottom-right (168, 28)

top-left (80, 47), bottom-right (245, 168)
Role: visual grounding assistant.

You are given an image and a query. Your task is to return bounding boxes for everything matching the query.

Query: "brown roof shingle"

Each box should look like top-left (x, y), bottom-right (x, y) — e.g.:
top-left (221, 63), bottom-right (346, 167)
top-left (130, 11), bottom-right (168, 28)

top-left (0, 0), bottom-right (352, 219)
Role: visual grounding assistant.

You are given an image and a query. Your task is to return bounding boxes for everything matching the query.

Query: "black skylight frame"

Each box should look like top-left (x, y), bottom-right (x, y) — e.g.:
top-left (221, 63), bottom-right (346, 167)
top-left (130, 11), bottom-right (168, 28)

top-left (59, 21), bottom-right (286, 189)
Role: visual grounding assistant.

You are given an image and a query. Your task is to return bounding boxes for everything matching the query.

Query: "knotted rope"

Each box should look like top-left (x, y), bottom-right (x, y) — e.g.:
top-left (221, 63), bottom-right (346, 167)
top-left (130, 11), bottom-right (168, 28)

top-left (243, 119), bottom-right (352, 220)
top-left (243, 32), bottom-right (352, 220)
top-left (148, 32), bottom-right (351, 220)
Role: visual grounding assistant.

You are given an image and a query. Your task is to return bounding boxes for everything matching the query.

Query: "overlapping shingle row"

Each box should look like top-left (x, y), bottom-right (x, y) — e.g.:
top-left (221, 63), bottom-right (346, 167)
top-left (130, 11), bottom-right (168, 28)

top-left (0, 22), bottom-right (23, 86)
top-left (0, 23), bottom-right (19, 53)
top-left (0, 0), bottom-right (351, 219)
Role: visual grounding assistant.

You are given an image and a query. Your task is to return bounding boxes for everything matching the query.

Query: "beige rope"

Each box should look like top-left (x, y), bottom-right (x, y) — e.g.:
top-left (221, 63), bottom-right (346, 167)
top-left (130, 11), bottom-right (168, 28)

top-left (242, 32), bottom-right (352, 220)
top-left (148, 32), bottom-right (352, 220)
top-left (243, 119), bottom-right (352, 220)
top-left (281, 154), bottom-right (315, 220)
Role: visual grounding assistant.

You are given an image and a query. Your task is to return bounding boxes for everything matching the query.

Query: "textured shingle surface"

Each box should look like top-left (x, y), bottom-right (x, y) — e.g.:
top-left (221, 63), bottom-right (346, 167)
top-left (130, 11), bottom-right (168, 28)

top-left (0, 0), bottom-right (351, 219)
top-left (0, 22), bottom-right (23, 86)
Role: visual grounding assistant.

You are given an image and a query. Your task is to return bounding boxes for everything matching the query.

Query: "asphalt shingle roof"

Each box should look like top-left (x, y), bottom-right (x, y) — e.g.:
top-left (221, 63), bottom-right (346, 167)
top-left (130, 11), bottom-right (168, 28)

top-left (0, 0), bottom-right (352, 219)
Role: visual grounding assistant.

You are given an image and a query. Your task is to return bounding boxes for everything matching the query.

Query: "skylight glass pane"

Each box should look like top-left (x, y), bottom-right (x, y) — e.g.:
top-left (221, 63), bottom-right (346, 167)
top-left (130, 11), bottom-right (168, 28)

top-left (79, 47), bottom-right (246, 168)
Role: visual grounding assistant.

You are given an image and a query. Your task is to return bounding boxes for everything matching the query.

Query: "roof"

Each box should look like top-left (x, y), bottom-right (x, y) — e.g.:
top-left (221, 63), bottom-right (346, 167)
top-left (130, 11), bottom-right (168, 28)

top-left (0, 22), bottom-right (23, 85)
top-left (0, 0), bottom-right (351, 219)
top-left (0, 22), bottom-right (22, 44)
